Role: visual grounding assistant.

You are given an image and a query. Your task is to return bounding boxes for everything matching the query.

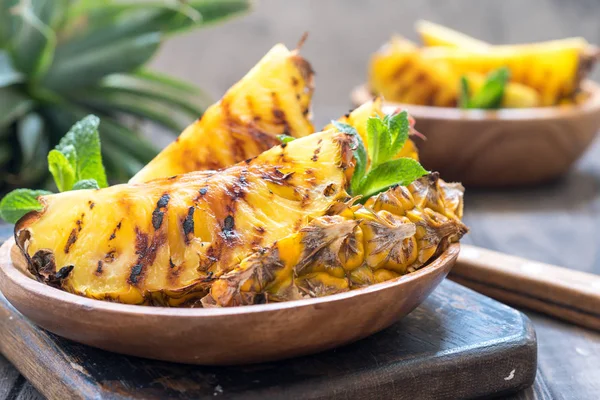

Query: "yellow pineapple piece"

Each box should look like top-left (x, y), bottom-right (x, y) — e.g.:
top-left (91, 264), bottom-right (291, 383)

top-left (369, 37), bottom-right (459, 107)
top-left (416, 20), bottom-right (488, 49)
top-left (131, 44), bottom-right (315, 183)
top-left (204, 173), bottom-right (467, 307)
top-left (16, 130), bottom-right (356, 306)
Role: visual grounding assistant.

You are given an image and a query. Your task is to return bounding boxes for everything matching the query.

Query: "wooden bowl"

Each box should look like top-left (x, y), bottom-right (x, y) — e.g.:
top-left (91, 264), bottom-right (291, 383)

top-left (352, 80), bottom-right (600, 187)
top-left (0, 238), bottom-right (459, 365)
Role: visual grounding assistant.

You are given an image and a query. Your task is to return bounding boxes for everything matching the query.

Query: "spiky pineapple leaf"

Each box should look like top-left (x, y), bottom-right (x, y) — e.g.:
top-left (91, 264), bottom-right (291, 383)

top-left (0, 189), bottom-right (51, 224)
top-left (42, 31), bottom-right (161, 90)
top-left (0, 87), bottom-right (34, 131)
top-left (0, 50), bottom-right (23, 87)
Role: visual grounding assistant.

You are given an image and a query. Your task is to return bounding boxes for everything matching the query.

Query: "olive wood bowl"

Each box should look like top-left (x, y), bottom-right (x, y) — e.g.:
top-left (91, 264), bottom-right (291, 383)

top-left (0, 238), bottom-right (459, 365)
top-left (352, 80), bottom-right (600, 187)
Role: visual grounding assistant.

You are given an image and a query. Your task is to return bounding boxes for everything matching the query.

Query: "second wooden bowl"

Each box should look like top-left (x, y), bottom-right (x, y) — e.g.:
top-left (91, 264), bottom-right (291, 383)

top-left (352, 80), bottom-right (600, 187)
top-left (0, 239), bottom-right (459, 365)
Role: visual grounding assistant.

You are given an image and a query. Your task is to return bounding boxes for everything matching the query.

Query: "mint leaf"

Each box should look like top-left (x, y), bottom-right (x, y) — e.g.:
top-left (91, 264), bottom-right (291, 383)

top-left (72, 179), bottom-right (100, 190)
top-left (461, 67), bottom-right (510, 109)
top-left (0, 189), bottom-right (51, 224)
top-left (459, 76), bottom-right (471, 109)
top-left (385, 111), bottom-right (410, 161)
top-left (48, 150), bottom-right (76, 192)
top-left (332, 121), bottom-right (367, 194)
top-left (357, 158), bottom-right (428, 198)
top-left (366, 116), bottom-right (386, 167)
top-left (277, 134), bottom-right (295, 144)
top-left (56, 115), bottom-right (108, 188)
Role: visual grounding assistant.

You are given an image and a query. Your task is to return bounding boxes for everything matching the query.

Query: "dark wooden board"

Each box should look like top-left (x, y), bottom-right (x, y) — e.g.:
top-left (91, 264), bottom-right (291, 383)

top-left (0, 274), bottom-right (536, 400)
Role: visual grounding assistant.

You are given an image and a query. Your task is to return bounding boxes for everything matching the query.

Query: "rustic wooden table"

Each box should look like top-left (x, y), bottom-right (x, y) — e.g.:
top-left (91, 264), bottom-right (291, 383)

top-left (1, 120), bottom-right (600, 400)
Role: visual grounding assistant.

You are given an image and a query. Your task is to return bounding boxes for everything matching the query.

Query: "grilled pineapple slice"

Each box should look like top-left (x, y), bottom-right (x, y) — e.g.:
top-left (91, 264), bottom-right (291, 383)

top-left (369, 37), bottom-right (540, 108)
top-left (16, 130), bottom-right (355, 306)
top-left (131, 44), bottom-right (315, 183)
top-left (204, 174), bottom-right (467, 307)
top-left (415, 20), bottom-right (488, 49)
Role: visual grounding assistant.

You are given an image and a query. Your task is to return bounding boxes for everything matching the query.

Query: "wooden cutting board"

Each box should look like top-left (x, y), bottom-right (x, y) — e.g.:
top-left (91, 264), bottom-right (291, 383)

top-left (0, 277), bottom-right (536, 399)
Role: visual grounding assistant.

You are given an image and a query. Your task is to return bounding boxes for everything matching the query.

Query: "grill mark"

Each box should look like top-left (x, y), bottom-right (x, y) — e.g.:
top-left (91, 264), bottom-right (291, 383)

top-left (88, 201), bottom-right (95, 210)
top-left (128, 227), bottom-right (166, 286)
top-left (95, 261), bottom-right (103, 276)
top-left (271, 91), bottom-right (291, 135)
top-left (109, 220), bottom-right (122, 241)
top-left (312, 146), bottom-right (321, 162)
top-left (222, 99), bottom-right (248, 161)
top-left (261, 168), bottom-right (294, 185)
top-left (183, 206), bottom-right (195, 244)
top-left (221, 215), bottom-right (237, 241)
top-left (391, 60), bottom-right (412, 81)
top-left (152, 194), bottom-right (170, 230)
top-left (64, 229), bottom-right (78, 254)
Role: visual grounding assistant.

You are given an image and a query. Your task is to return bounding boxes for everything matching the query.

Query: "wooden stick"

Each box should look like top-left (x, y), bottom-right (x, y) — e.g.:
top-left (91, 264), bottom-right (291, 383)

top-left (450, 244), bottom-right (600, 331)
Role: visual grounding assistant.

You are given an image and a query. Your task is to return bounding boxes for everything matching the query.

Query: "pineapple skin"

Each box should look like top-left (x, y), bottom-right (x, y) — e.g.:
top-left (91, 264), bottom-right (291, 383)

top-left (16, 130), bottom-right (356, 306)
top-left (204, 173), bottom-right (467, 307)
top-left (130, 44), bottom-right (315, 183)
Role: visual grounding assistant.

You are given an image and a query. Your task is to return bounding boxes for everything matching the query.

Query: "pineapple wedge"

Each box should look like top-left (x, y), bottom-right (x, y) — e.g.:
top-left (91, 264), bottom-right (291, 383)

top-left (204, 173), bottom-right (467, 307)
top-left (130, 44), bottom-right (315, 183)
top-left (16, 130), bottom-right (355, 306)
top-left (369, 37), bottom-right (540, 108)
top-left (415, 20), bottom-right (488, 49)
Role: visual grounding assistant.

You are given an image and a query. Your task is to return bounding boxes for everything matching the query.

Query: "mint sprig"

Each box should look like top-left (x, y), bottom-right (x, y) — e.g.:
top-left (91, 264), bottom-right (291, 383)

top-left (460, 67), bottom-right (510, 109)
top-left (333, 112), bottom-right (428, 200)
top-left (0, 115), bottom-right (107, 224)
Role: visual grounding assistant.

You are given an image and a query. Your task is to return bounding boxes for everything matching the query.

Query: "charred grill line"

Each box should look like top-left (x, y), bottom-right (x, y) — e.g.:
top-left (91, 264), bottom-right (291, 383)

top-left (63, 229), bottom-right (78, 254)
top-left (152, 194), bottom-right (171, 230)
top-left (96, 260), bottom-right (103, 276)
top-left (183, 206), bottom-right (195, 243)
top-left (129, 264), bottom-right (143, 284)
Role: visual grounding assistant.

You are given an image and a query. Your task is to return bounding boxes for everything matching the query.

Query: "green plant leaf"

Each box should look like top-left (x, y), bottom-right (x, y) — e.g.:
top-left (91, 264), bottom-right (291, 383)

top-left (47, 149), bottom-right (75, 191)
top-left (461, 67), bottom-right (511, 109)
top-left (459, 76), bottom-right (470, 109)
top-left (71, 89), bottom-right (185, 132)
top-left (0, 188), bottom-right (51, 224)
top-left (0, 50), bottom-right (24, 87)
top-left (0, 87), bottom-right (34, 130)
top-left (17, 112), bottom-right (44, 164)
top-left (385, 111), bottom-right (410, 161)
top-left (332, 121), bottom-right (367, 195)
top-left (8, 0), bottom-right (58, 79)
top-left (358, 158), bottom-right (428, 198)
top-left (0, 0), bottom-right (19, 47)
top-left (56, 115), bottom-right (108, 188)
top-left (366, 116), bottom-right (386, 167)
top-left (43, 31), bottom-right (162, 90)
top-left (72, 179), bottom-right (99, 190)
top-left (277, 134), bottom-right (295, 144)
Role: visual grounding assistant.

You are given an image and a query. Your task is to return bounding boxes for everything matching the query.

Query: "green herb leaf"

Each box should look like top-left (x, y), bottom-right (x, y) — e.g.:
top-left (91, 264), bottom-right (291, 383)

top-left (385, 111), bottom-right (410, 161)
top-left (461, 67), bottom-right (510, 109)
top-left (0, 189), bottom-right (51, 224)
top-left (357, 158), bottom-right (428, 198)
top-left (56, 115), bottom-right (108, 188)
top-left (72, 179), bottom-right (100, 190)
top-left (366, 116), bottom-right (386, 167)
top-left (332, 121), bottom-right (367, 193)
top-left (277, 134), bottom-right (295, 144)
top-left (459, 76), bottom-right (471, 109)
top-left (48, 149), bottom-right (76, 192)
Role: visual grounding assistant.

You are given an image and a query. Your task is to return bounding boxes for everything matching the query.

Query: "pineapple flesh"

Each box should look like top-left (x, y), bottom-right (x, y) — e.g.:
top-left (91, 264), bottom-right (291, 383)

top-left (16, 130), bottom-right (355, 306)
top-left (130, 44), bottom-right (315, 183)
top-left (369, 37), bottom-right (540, 108)
top-left (205, 173), bottom-right (467, 307)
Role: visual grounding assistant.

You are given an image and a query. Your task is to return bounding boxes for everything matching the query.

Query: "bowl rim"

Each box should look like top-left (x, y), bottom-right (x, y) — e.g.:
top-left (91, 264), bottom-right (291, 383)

top-left (352, 80), bottom-right (600, 121)
top-left (0, 238), bottom-right (459, 318)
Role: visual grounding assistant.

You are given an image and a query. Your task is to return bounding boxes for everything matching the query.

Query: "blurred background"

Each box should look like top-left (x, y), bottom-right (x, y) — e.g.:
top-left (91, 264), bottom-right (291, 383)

top-left (151, 0), bottom-right (600, 129)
